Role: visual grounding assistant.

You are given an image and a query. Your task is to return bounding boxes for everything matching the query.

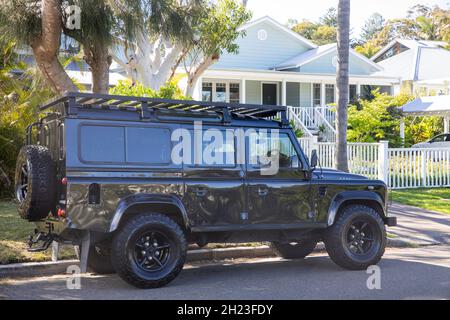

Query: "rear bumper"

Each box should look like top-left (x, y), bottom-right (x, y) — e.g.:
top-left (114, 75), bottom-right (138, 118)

top-left (383, 216), bottom-right (397, 226)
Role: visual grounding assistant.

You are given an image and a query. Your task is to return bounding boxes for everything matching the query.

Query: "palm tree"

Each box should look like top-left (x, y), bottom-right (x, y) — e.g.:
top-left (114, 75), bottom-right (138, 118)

top-left (335, 0), bottom-right (350, 172)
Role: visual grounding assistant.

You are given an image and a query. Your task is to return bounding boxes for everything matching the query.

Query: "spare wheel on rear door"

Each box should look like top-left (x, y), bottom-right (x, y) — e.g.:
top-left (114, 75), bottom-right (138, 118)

top-left (15, 145), bottom-right (57, 221)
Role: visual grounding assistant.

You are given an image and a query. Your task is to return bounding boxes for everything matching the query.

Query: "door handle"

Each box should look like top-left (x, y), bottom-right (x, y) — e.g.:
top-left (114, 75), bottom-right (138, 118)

top-left (195, 187), bottom-right (207, 197)
top-left (257, 188), bottom-right (268, 196)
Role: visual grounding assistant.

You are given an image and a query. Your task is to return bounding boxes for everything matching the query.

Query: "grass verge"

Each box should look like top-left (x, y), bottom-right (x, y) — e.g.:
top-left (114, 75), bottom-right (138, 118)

top-left (0, 201), bottom-right (76, 264)
top-left (390, 188), bottom-right (450, 215)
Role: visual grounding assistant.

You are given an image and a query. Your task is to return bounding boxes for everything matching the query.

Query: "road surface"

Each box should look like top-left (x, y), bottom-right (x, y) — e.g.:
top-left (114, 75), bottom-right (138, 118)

top-left (1, 246), bottom-right (449, 300)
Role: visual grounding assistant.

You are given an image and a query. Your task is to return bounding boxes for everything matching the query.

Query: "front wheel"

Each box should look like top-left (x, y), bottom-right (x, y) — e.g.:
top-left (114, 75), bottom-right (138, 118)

top-left (111, 213), bottom-right (187, 289)
top-left (323, 205), bottom-right (386, 270)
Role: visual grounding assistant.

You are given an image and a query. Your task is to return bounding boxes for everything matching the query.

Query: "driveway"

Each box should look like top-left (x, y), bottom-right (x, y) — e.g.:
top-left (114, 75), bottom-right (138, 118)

top-left (389, 202), bottom-right (450, 245)
top-left (1, 246), bottom-right (449, 300)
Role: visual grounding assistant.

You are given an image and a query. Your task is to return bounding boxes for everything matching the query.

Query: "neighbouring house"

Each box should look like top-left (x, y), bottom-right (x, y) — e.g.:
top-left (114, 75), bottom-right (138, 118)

top-left (188, 16), bottom-right (400, 108)
top-left (371, 39), bottom-right (450, 96)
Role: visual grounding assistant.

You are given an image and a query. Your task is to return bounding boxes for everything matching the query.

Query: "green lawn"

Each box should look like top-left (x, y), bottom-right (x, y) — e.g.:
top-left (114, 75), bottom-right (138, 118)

top-left (390, 188), bottom-right (450, 215)
top-left (0, 201), bottom-right (76, 264)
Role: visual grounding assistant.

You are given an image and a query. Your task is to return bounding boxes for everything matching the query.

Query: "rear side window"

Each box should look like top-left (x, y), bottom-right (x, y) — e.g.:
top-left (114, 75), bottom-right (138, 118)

top-left (79, 125), bottom-right (171, 165)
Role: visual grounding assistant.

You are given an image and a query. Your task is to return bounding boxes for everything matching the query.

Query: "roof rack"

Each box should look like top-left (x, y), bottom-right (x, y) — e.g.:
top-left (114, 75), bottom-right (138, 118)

top-left (40, 92), bottom-right (289, 125)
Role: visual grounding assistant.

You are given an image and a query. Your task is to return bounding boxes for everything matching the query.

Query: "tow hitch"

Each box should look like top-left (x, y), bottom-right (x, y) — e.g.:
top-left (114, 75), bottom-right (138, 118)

top-left (27, 223), bottom-right (56, 252)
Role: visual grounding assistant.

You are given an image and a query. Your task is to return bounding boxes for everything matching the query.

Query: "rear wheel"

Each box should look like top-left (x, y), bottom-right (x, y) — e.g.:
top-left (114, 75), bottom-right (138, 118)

top-left (323, 204), bottom-right (386, 270)
top-left (270, 239), bottom-right (318, 259)
top-left (111, 213), bottom-right (187, 289)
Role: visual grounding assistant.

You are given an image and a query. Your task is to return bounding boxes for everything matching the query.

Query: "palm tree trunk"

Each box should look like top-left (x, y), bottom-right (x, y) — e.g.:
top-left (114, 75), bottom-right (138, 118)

top-left (335, 0), bottom-right (350, 172)
top-left (32, 0), bottom-right (78, 94)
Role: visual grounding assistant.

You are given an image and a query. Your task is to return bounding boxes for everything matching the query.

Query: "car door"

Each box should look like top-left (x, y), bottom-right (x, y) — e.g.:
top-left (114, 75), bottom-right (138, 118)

top-left (245, 130), bottom-right (313, 225)
top-left (182, 125), bottom-right (246, 228)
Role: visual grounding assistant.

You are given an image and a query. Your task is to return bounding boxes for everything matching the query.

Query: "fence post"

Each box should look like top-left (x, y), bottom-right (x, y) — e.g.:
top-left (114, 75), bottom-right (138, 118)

top-left (421, 150), bottom-right (427, 187)
top-left (377, 141), bottom-right (389, 184)
top-left (51, 241), bottom-right (59, 262)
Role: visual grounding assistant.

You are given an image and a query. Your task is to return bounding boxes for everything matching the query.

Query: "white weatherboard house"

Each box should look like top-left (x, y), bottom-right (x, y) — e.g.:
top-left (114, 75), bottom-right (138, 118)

top-left (372, 39), bottom-right (450, 96)
top-left (191, 16), bottom-right (399, 108)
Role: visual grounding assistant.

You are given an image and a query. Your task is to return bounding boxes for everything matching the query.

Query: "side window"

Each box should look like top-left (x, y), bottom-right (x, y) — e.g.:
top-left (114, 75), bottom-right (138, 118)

top-left (188, 129), bottom-right (236, 167)
top-left (80, 126), bottom-right (125, 162)
top-left (79, 125), bottom-right (172, 165)
top-left (430, 135), bottom-right (445, 143)
top-left (248, 132), bottom-right (301, 169)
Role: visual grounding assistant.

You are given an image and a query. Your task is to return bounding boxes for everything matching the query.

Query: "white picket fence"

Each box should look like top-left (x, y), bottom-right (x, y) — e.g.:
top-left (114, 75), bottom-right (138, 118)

top-left (299, 137), bottom-right (450, 189)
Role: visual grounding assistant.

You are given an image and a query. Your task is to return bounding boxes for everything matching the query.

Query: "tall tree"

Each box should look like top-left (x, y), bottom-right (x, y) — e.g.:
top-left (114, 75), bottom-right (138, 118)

top-left (359, 13), bottom-right (385, 43)
top-left (183, 0), bottom-right (251, 96)
top-left (335, 0), bottom-right (350, 172)
top-left (111, 0), bottom-right (250, 96)
top-left (320, 7), bottom-right (338, 27)
top-left (0, 0), bottom-right (78, 94)
top-left (110, 0), bottom-right (202, 90)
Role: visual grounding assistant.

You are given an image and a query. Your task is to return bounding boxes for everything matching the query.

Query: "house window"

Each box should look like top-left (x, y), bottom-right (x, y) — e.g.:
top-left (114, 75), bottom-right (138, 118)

top-left (229, 83), bottom-right (240, 103)
top-left (325, 84), bottom-right (335, 104)
top-left (349, 85), bottom-right (357, 103)
top-left (214, 83), bottom-right (227, 102)
top-left (313, 83), bottom-right (321, 107)
top-left (202, 82), bottom-right (212, 102)
top-left (201, 81), bottom-right (240, 103)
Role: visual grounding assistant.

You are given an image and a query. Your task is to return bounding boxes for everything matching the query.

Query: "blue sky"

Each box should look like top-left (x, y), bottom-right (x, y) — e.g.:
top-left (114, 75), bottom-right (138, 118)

top-left (246, 0), bottom-right (450, 38)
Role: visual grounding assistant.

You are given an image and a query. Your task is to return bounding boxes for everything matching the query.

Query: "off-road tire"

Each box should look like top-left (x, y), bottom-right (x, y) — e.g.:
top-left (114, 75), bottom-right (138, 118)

top-left (323, 204), bottom-right (386, 270)
top-left (111, 213), bottom-right (187, 289)
top-left (270, 239), bottom-right (318, 259)
top-left (87, 244), bottom-right (115, 274)
top-left (14, 145), bottom-right (56, 221)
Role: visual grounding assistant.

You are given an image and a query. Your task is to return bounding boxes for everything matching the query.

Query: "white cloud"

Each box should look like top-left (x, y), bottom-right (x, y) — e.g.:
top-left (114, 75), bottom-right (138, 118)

top-left (246, 0), bottom-right (449, 38)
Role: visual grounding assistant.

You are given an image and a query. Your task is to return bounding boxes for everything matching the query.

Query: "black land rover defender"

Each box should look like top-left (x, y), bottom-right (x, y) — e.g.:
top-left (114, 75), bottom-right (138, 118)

top-left (15, 92), bottom-right (396, 289)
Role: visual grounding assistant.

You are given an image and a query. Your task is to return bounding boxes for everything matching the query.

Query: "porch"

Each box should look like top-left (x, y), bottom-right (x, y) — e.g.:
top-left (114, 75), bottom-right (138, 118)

top-left (194, 69), bottom-right (399, 142)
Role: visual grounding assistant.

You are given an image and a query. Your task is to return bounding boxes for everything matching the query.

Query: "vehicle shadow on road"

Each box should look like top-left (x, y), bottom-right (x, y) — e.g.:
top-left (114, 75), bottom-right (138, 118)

top-left (1, 250), bottom-right (449, 300)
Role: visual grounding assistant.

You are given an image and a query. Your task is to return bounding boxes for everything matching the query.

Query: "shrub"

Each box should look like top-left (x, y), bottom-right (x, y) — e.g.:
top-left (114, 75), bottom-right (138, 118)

top-left (109, 80), bottom-right (188, 100)
top-left (347, 90), bottom-right (444, 147)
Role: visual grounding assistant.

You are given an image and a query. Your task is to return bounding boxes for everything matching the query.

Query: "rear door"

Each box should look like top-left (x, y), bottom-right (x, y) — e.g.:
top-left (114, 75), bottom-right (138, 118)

top-left (182, 125), bottom-right (246, 228)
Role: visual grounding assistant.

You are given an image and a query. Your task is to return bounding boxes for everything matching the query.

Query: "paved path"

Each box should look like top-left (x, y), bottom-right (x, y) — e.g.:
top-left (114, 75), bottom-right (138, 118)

top-left (388, 202), bottom-right (450, 246)
top-left (1, 246), bottom-right (449, 300)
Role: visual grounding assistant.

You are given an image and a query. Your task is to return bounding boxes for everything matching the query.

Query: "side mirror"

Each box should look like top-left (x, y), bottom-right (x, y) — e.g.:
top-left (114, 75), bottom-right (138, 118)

top-left (310, 149), bottom-right (318, 169)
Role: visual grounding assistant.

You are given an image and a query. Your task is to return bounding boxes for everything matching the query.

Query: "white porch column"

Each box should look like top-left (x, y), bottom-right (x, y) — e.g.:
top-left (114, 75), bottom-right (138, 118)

top-left (356, 83), bottom-right (361, 98)
top-left (281, 80), bottom-right (287, 106)
top-left (444, 117), bottom-right (450, 133)
top-left (193, 77), bottom-right (203, 101)
top-left (241, 78), bottom-right (246, 104)
top-left (400, 119), bottom-right (405, 146)
top-left (320, 82), bottom-right (326, 108)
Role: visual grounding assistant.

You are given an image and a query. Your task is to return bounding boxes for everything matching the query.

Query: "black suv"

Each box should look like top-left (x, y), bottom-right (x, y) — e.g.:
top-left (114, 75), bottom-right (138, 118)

top-left (15, 92), bottom-right (396, 289)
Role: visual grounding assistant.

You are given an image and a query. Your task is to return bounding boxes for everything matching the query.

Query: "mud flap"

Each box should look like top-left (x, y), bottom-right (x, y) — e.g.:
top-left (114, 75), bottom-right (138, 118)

top-left (79, 230), bottom-right (91, 273)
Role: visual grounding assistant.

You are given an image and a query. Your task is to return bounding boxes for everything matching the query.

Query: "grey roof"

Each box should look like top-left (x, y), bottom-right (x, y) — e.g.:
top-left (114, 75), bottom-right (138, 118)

top-left (273, 44), bottom-right (336, 70)
top-left (374, 46), bottom-right (450, 81)
top-left (371, 38), bottom-right (447, 61)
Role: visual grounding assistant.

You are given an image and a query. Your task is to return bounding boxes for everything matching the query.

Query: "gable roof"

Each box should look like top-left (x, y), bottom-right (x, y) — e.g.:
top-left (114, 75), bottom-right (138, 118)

top-left (240, 16), bottom-right (317, 50)
top-left (371, 38), bottom-right (447, 61)
top-left (374, 46), bottom-right (450, 81)
top-left (274, 43), bottom-right (383, 71)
